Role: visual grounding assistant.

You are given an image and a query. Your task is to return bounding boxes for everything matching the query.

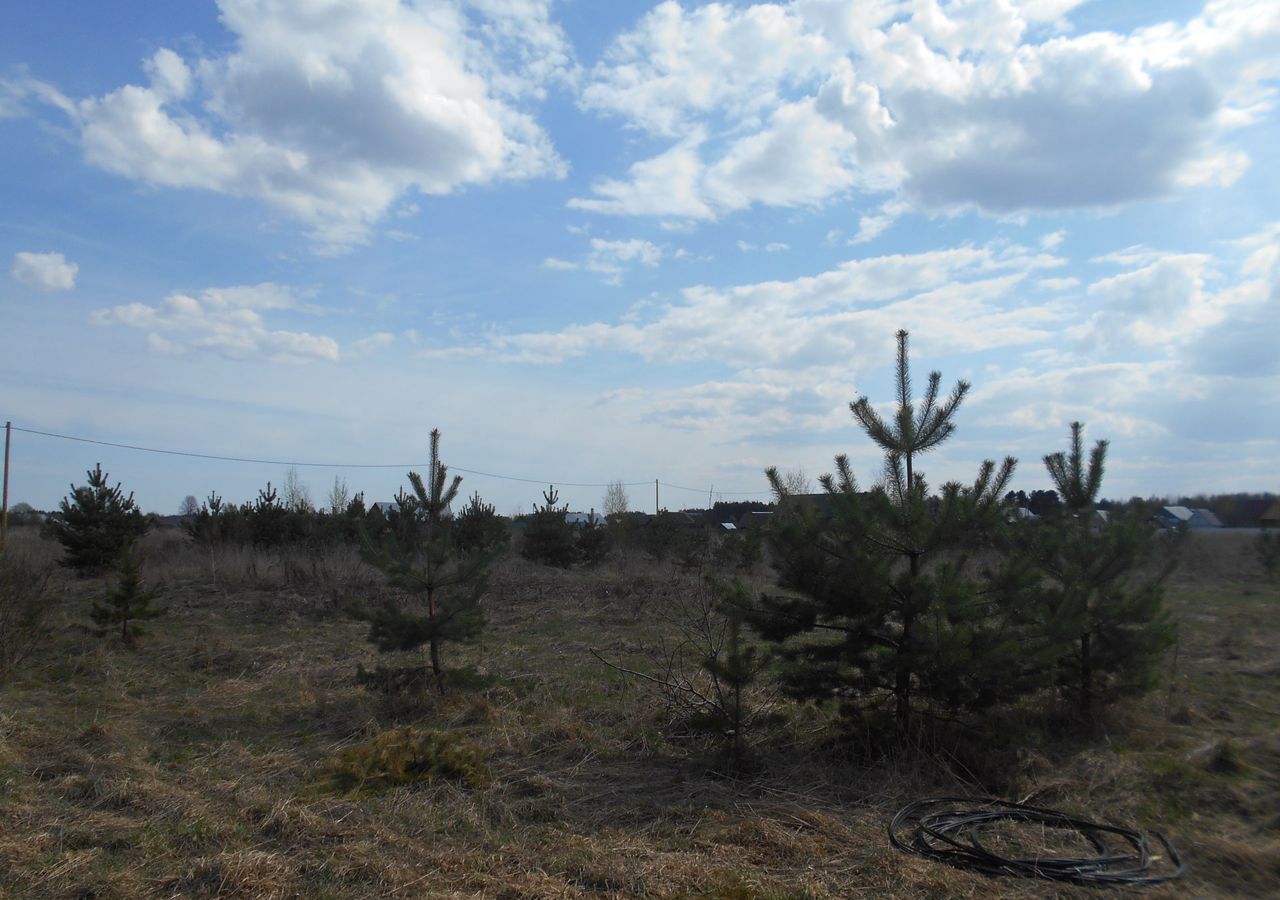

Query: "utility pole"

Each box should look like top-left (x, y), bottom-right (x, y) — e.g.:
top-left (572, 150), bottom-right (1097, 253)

top-left (655, 478), bottom-right (659, 515)
top-left (1, 421), bottom-right (10, 553)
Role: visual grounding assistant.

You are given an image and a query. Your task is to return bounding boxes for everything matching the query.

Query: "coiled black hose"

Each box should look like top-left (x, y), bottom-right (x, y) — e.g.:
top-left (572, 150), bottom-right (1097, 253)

top-left (889, 797), bottom-right (1185, 886)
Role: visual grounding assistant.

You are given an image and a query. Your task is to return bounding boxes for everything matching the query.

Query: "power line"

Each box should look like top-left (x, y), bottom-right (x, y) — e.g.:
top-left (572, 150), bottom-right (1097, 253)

top-left (7, 424), bottom-right (764, 494)
top-left (660, 480), bottom-right (769, 497)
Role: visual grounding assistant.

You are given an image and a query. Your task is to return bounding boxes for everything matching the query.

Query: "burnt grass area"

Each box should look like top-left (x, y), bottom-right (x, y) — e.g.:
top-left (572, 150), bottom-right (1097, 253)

top-left (0, 528), bottom-right (1276, 898)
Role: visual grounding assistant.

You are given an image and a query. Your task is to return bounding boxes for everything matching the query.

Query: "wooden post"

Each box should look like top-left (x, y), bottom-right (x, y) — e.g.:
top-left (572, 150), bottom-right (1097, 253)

top-left (1, 421), bottom-right (10, 553)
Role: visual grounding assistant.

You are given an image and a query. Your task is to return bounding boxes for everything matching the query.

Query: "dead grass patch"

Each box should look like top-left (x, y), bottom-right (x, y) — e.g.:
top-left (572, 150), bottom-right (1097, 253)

top-left (0, 532), bottom-right (1274, 897)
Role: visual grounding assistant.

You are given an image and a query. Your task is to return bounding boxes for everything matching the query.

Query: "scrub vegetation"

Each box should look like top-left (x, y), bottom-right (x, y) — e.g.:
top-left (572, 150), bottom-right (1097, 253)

top-left (0, 526), bottom-right (1275, 898)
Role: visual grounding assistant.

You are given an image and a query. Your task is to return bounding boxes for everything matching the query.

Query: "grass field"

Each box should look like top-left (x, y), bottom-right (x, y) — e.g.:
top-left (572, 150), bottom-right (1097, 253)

top-left (0, 528), bottom-right (1276, 898)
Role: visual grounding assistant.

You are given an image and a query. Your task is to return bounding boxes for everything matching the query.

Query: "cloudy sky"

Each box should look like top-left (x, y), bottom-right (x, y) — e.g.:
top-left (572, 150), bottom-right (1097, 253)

top-left (2, 0), bottom-right (1277, 515)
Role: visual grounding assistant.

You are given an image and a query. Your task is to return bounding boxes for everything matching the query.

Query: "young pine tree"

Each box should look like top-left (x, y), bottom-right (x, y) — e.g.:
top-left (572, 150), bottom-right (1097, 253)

top-left (45, 464), bottom-right (151, 576)
top-left (1028, 422), bottom-right (1177, 717)
top-left (355, 430), bottom-right (489, 691)
top-left (521, 485), bottom-right (576, 568)
top-left (453, 491), bottom-right (509, 557)
top-left (749, 330), bottom-right (1032, 736)
top-left (91, 554), bottom-right (164, 645)
top-left (691, 578), bottom-right (777, 774)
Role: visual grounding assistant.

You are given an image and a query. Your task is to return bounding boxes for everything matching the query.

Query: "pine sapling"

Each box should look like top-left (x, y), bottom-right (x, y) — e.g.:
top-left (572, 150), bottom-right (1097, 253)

top-left (1031, 422), bottom-right (1178, 717)
top-left (749, 329), bottom-right (1028, 738)
top-left (45, 464), bottom-right (150, 575)
top-left (355, 429), bottom-right (490, 691)
top-left (91, 554), bottom-right (164, 645)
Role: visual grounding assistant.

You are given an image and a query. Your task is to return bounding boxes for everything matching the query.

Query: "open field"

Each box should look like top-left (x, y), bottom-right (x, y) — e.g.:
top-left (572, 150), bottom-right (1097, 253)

top-left (0, 528), bottom-right (1276, 898)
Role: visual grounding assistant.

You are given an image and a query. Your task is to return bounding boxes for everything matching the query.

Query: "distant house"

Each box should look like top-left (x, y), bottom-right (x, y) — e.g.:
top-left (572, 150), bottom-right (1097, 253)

top-left (1006, 507), bottom-right (1040, 524)
top-left (737, 510), bottom-right (774, 530)
top-left (663, 511), bottom-right (703, 529)
top-left (1154, 506), bottom-right (1222, 529)
top-left (1261, 501), bottom-right (1280, 529)
top-left (565, 511), bottom-right (604, 528)
top-left (1189, 508), bottom-right (1224, 528)
top-left (789, 492), bottom-right (836, 519)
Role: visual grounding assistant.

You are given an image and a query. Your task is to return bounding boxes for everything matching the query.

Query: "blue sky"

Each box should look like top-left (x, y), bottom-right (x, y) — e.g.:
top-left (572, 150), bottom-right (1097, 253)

top-left (2, 0), bottom-right (1277, 516)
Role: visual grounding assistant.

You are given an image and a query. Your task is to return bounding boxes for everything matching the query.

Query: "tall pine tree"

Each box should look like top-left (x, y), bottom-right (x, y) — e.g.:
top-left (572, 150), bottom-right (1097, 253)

top-left (749, 330), bottom-right (1032, 736)
top-left (1027, 422), bottom-right (1177, 717)
top-left (354, 429), bottom-right (489, 691)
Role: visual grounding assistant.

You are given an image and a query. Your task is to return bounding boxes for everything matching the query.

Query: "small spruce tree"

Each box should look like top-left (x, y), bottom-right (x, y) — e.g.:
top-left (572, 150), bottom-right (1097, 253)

top-left (45, 464), bottom-right (150, 575)
top-left (1028, 422), bottom-right (1178, 717)
top-left (354, 430), bottom-right (489, 691)
top-left (91, 554), bottom-right (164, 645)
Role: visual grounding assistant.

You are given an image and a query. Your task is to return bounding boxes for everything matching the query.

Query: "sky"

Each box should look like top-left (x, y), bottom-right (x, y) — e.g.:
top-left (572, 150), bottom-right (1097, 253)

top-left (1, 0), bottom-right (1277, 517)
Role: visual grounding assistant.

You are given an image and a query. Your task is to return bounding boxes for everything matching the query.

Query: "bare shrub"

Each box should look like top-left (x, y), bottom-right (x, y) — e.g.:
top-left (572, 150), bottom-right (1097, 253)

top-left (0, 552), bottom-right (60, 680)
top-left (594, 576), bottom-right (779, 773)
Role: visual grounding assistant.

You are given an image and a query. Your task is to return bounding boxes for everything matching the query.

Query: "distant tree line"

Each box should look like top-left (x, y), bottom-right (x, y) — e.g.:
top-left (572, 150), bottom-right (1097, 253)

top-left (1166, 492), bottom-right (1275, 527)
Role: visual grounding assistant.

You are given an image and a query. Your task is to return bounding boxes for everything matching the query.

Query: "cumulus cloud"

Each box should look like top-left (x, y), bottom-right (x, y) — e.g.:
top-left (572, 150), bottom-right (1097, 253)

top-left (18, 0), bottom-right (571, 250)
top-left (572, 0), bottom-right (1280, 222)
top-left (1073, 254), bottom-right (1221, 352)
top-left (1185, 223), bottom-right (1280, 377)
top-left (10, 251), bottom-right (78, 291)
top-left (92, 283), bottom-right (339, 363)
top-left (579, 1), bottom-right (833, 136)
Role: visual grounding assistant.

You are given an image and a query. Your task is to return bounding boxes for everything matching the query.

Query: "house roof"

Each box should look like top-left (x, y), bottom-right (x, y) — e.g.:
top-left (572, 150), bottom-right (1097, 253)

top-left (1260, 500), bottom-right (1280, 525)
top-left (789, 493), bottom-right (836, 517)
top-left (1190, 508), bottom-right (1224, 527)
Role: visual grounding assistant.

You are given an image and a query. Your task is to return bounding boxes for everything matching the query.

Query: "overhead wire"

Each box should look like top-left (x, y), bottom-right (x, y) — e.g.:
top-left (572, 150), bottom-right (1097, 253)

top-left (6, 423), bottom-right (758, 495)
top-left (660, 480), bottom-right (769, 497)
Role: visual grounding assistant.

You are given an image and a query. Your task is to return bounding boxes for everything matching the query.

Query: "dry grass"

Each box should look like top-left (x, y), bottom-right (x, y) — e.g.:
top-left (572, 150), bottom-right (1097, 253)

top-left (0, 527), bottom-right (1274, 898)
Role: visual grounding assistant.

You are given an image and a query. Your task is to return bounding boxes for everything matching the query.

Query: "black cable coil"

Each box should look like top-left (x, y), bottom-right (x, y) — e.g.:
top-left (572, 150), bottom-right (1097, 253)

top-left (889, 797), bottom-right (1185, 886)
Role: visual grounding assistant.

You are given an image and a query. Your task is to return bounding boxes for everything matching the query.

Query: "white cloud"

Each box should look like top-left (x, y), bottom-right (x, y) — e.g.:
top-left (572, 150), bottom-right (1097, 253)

top-left (10, 251), bottom-right (78, 291)
top-left (543, 237), bottom-right (663, 284)
top-left (850, 199), bottom-right (908, 245)
top-left (1037, 276), bottom-right (1079, 291)
top-left (21, 0), bottom-right (571, 250)
top-left (1176, 148), bottom-right (1251, 187)
top-left (1039, 230), bottom-right (1066, 250)
top-left (454, 241), bottom-right (1064, 370)
top-left (572, 0), bottom-right (1280, 222)
top-left (351, 332), bottom-right (396, 356)
top-left (568, 133), bottom-right (714, 220)
top-left (579, 0), bottom-right (832, 136)
top-left (1074, 254), bottom-right (1219, 351)
top-left (92, 283), bottom-right (339, 363)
